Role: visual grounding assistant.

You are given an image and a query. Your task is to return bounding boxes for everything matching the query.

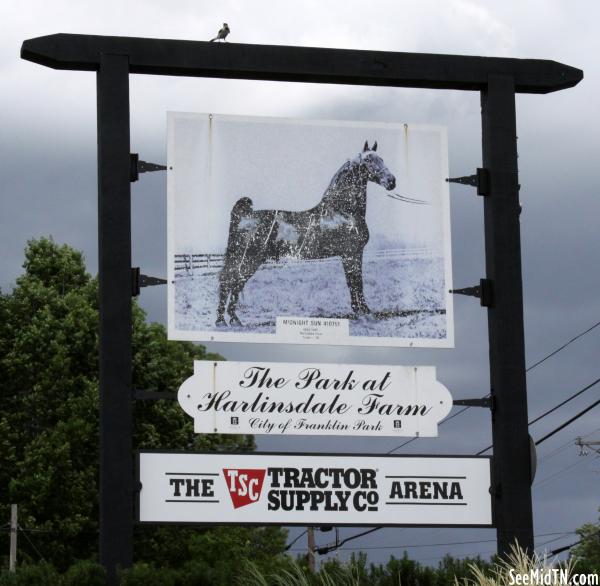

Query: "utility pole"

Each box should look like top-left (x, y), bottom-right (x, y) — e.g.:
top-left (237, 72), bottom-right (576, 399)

top-left (576, 437), bottom-right (600, 455)
top-left (9, 504), bottom-right (17, 573)
top-left (307, 527), bottom-right (316, 572)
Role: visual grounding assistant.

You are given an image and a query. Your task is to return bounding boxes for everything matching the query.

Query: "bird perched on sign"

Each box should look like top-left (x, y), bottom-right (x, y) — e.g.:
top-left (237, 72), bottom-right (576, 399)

top-left (210, 23), bottom-right (230, 42)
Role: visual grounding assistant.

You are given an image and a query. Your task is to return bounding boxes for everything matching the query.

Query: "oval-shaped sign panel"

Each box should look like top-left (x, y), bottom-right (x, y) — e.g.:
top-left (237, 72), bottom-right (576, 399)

top-left (178, 361), bottom-right (452, 437)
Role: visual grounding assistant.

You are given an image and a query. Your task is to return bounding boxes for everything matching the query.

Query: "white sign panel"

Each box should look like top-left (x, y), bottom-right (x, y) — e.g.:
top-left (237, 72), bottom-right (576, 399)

top-left (138, 452), bottom-right (492, 527)
top-left (178, 361), bottom-right (452, 437)
top-left (168, 112), bottom-right (453, 347)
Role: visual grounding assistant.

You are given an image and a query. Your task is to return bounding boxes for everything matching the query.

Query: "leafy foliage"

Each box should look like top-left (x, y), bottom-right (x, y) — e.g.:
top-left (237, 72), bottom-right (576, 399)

top-left (0, 237), bottom-right (283, 575)
top-left (235, 551), bottom-right (494, 586)
top-left (235, 543), bottom-right (589, 586)
top-left (0, 562), bottom-right (61, 586)
top-left (570, 509), bottom-right (600, 573)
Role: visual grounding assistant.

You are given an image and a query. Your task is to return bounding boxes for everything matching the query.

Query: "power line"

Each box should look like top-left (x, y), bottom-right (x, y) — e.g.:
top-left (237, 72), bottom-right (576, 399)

top-left (537, 439), bottom-right (574, 464)
top-left (549, 529), bottom-right (600, 556)
top-left (551, 542), bottom-right (580, 556)
top-left (529, 378), bottom-right (600, 427)
top-left (387, 405), bottom-right (472, 454)
top-left (18, 526), bottom-right (46, 563)
top-left (316, 527), bottom-right (380, 555)
top-left (321, 531), bottom-right (588, 563)
top-left (284, 529), bottom-right (307, 551)
top-left (347, 395), bottom-right (599, 554)
top-left (526, 319), bottom-right (600, 373)
top-left (389, 319), bottom-right (600, 456)
top-left (539, 426), bottom-right (600, 464)
top-left (299, 531), bottom-right (575, 554)
top-left (369, 382), bottom-right (598, 552)
top-left (285, 423), bottom-right (596, 554)
top-left (476, 379), bottom-right (600, 454)
top-left (410, 550), bottom-right (498, 563)
top-left (343, 323), bottom-right (600, 555)
top-left (535, 398), bottom-right (600, 446)
top-left (321, 537), bottom-right (499, 552)
top-left (533, 455), bottom-right (598, 490)
top-left (535, 534), bottom-right (577, 548)
top-left (534, 459), bottom-right (587, 489)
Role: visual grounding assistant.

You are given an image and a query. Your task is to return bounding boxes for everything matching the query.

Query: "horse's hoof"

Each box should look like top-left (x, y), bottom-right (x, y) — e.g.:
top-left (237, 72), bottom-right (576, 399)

top-left (229, 315), bottom-right (243, 327)
top-left (215, 317), bottom-right (227, 327)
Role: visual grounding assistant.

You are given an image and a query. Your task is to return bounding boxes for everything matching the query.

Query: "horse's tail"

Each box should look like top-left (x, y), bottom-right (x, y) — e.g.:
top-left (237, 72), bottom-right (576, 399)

top-left (230, 197), bottom-right (253, 225)
top-left (219, 197), bottom-right (253, 298)
top-left (223, 197), bottom-right (254, 265)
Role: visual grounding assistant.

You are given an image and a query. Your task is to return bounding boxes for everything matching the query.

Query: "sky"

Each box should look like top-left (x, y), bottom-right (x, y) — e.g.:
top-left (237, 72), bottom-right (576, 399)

top-left (1, 0), bottom-right (599, 569)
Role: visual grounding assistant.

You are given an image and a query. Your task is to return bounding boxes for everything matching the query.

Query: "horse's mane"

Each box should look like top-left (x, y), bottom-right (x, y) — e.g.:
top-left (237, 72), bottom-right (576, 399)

top-left (325, 159), bottom-right (362, 193)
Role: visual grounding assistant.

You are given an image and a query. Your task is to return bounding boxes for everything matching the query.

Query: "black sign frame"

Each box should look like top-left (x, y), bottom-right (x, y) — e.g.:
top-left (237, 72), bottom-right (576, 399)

top-left (21, 33), bottom-right (582, 583)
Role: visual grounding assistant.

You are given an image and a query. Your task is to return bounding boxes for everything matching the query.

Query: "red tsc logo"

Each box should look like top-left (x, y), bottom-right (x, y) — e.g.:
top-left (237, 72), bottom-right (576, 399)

top-left (223, 469), bottom-right (266, 508)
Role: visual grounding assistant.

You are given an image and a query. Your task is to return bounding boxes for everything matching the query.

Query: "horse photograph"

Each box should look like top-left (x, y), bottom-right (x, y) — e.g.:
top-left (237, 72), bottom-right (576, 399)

top-left (167, 113), bottom-right (453, 347)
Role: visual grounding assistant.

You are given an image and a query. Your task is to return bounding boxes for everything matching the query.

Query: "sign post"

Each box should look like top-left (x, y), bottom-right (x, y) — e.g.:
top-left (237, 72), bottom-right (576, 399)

top-left (97, 53), bottom-right (134, 578)
top-left (21, 34), bottom-right (582, 580)
top-left (481, 75), bottom-right (534, 553)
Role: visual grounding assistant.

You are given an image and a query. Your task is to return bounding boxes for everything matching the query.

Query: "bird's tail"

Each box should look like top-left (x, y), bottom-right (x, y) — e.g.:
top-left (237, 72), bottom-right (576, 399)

top-left (209, 37), bottom-right (217, 42)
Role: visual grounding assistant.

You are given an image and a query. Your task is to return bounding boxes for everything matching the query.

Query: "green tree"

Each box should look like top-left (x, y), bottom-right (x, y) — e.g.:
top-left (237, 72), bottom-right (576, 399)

top-left (0, 237), bottom-right (286, 576)
top-left (571, 509), bottom-right (600, 574)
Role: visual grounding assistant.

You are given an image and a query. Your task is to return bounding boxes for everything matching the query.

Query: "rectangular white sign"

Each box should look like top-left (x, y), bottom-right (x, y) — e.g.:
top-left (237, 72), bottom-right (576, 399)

top-left (178, 361), bottom-right (453, 437)
top-left (138, 452), bottom-right (492, 527)
top-left (168, 112), bottom-right (454, 348)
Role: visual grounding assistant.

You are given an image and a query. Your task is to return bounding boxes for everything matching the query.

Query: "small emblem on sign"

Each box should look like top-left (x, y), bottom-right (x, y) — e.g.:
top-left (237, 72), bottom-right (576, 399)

top-left (394, 420), bottom-right (402, 429)
top-left (231, 417), bottom-right (239, 425)
top-left (222, 469), bottom-right (266, 508)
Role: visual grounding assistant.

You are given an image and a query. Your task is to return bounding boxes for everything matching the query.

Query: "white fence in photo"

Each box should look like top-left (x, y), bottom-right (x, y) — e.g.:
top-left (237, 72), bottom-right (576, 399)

top-left (174, 248), bottom-right (438, 278)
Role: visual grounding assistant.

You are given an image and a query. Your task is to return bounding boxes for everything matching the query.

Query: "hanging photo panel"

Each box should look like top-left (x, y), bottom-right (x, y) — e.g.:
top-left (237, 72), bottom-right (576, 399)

top-left (168, 113), bottom-right (453, 347)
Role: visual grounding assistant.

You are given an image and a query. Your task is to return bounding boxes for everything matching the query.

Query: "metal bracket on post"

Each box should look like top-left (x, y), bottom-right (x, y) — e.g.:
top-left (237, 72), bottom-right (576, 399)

top-left (450, 278), bottom-right (493, 307)
top-left (446, 167), bottom-right (489, 196)
top-left (133, 389), bottom-right (177, 401)
top-left (130, 153), bottom-right (167, 182)
top-left (131, 267), bottom-right (168, 297)
top-left (453, 397), bottom-right (494, 409)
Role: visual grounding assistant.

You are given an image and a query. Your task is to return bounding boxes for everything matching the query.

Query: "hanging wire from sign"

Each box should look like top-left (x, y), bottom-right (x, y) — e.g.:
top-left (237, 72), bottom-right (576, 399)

top-left (386, 192), bottom-right (431, 205)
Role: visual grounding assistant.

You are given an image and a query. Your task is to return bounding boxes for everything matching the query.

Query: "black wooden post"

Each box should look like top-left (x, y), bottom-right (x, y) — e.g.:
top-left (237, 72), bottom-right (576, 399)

top-left (97, 53), bottom-right (133, 581)
top-left (481, 75), bottom-right (534, 555)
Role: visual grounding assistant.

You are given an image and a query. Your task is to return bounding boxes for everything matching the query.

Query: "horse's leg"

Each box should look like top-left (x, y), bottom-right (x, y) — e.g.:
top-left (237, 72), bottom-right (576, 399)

top-left (354, 253), bottom-right (370, 314)
top-left (227, 272), bottom-right (255, 326)
top-left (226, 256), bottom-right (266, 326)
top-left (215, 269), bottom-right (230, 326)
top-left (227, 282), bottom-right (244, 326)
top-left (341, 254), bottom-right (370, 315)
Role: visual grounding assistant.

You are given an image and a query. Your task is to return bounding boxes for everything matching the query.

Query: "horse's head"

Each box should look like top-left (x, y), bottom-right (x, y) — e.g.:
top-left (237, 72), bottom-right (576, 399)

top-left (358, 141), bottom-right (396, 191)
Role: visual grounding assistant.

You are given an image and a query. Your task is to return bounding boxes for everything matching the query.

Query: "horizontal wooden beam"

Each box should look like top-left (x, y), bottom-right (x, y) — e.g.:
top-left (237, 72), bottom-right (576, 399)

top-left (21, 33), bottom-right (582, 94)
